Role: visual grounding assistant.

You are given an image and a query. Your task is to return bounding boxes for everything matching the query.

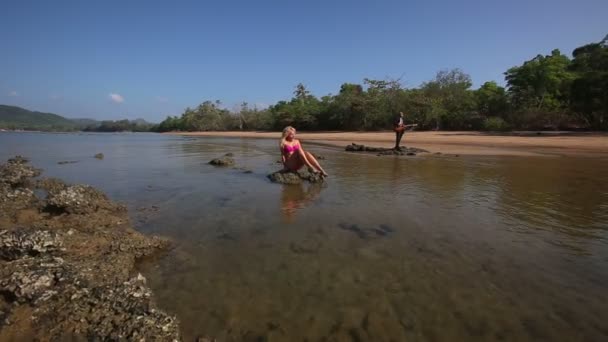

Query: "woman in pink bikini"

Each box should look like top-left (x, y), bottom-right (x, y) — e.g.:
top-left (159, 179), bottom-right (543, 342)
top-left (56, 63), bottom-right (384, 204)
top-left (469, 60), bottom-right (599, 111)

top-left (280, 126), bottom-right (328, 176)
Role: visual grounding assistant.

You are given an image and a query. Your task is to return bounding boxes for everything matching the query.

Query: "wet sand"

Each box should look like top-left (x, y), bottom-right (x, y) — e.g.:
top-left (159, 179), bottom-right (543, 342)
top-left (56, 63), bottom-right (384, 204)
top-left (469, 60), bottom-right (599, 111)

top-left (168, 131), bottom-right (608, 157)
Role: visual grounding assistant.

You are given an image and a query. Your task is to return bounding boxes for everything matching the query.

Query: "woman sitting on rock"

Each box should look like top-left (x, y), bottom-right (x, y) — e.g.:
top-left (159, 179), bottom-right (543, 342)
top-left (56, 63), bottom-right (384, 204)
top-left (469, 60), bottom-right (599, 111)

top-left (280, 126), bottom-right (328, 177)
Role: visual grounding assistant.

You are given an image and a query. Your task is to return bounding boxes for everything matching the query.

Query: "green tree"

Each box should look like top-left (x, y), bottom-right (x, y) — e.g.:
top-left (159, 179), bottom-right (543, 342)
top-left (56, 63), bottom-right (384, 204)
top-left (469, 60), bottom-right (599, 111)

top-left (475, 81), bottom-right (509, 117)
top-left (326, 83), bottom-right (366, 129)
top-left (505, 49), bottom-right (573, 111)
top-left (569, 37), bottom-right (608, 130)
top-left (270, 84), bottom-right (322, 130)
top-left (421, 69), bottom-right (477, 129)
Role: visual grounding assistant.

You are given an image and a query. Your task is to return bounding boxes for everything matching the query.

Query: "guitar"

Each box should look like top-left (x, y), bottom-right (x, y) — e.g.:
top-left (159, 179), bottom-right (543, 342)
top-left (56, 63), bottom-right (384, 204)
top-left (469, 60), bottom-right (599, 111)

top-left (394, 123), bottom-right (418, 133)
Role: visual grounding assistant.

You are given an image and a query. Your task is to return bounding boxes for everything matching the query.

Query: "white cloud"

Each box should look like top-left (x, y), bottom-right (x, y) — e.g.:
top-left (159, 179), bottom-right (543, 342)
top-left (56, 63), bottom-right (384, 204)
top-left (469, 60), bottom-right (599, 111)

top-left (8, 91), bottom-right (18, 97)
top-left (156, 96), bottom-right (169, 103)
top-left (109, 93), bottom-right (124, 103)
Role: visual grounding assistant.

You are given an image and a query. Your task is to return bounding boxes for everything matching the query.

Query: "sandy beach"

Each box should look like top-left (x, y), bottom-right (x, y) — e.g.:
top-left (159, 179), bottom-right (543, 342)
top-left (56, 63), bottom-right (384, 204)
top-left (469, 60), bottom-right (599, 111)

top-left (168, 131), bottom-right (608, 157)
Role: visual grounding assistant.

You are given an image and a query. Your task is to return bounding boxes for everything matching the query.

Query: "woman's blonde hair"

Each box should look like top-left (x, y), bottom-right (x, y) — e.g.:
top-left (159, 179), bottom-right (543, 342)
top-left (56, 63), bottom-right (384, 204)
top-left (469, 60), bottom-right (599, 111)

top-left (280, 126), bottom-right (295, 147)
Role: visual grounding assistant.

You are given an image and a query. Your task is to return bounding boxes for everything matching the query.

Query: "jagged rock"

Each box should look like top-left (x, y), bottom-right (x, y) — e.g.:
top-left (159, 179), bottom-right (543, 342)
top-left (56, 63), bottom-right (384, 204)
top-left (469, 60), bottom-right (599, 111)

top-left (0, 187), bottom-right (37, 212)
top-left (46, 184), bottom-right (125, 215)
top-left (0, 156), bottom-right (41, 186)
top-left (0, 230), bottom-right (63, 261)
top-left (209, 157), bottom-right (235, 167)
top-left (0, 156), bottom-right (180, 341)
top-left (268, 169), bottom-right (324, 184)
top-left (36, 178), bottom-right (68, 194)
top-left (94, 153), bottom-right (104, 159)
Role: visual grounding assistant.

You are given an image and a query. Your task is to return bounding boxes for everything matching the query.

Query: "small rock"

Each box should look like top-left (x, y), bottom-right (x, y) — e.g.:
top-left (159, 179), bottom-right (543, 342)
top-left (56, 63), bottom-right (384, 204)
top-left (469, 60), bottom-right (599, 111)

top-left (209, 157), bottom-right (234, 167)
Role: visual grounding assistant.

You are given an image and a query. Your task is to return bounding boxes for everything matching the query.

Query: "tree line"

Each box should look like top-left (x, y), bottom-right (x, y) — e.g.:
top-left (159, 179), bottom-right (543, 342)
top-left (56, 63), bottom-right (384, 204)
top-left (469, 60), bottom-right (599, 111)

top-left (156, 35), bottom-right (608, 132)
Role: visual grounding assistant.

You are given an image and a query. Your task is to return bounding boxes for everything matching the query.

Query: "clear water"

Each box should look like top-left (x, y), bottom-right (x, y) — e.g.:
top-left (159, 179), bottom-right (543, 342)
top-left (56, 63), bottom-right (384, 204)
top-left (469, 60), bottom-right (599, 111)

top-left (2, 132), bottom-right (608, 341)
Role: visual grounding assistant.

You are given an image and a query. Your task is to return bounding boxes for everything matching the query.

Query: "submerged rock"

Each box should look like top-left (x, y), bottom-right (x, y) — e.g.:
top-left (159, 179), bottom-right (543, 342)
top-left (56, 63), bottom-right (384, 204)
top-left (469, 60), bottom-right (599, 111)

top-left (57, 160), bottom-right (79, 165)
top-left (94, 153), bottom-right (104, 159)
top-left (268, 169), bottom-right (324, 184)
top-left (209, 156), bottom-right (235, 167)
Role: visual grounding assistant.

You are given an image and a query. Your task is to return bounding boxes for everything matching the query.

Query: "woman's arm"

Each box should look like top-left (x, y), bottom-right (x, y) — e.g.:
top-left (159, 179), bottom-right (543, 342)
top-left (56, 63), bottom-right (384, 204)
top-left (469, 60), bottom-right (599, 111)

top-left (280, 143), bottom-right (286, 165)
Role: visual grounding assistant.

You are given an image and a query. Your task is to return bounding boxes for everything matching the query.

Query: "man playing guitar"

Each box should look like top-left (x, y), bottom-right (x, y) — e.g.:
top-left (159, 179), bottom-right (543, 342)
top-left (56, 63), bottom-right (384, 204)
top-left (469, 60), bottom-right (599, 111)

top-left (393, 112), bottom-right (417, 151)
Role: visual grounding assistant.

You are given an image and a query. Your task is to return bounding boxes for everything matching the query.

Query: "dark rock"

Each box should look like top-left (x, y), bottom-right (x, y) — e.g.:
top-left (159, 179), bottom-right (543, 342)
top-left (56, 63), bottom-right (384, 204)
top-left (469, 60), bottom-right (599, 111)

top-left (57, 161), bottom-right (79, 165)
top-left (337, 223), bottom-right (395, 240)
top-left (289, 239), bottom-right (320, 254)
top-left (267, 169), bottom-right (324, 184)
top-left (94, 153), bottom-right (104, 159)
top-left (224, 153), bottom-right (234, 157)
top-left (378, 224), bottom-right (395, 233)
top-left (345, 143), bottom-right (427, 156)
top-left (209, 157), bottom-right (235, 167)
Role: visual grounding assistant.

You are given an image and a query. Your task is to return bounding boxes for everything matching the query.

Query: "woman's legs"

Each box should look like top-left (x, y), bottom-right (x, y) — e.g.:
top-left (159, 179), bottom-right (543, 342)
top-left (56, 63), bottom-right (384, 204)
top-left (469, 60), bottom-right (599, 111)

top-left (284, 151), bottom-right (328, 176)
top-left (284, 156), bottom-right (304, 171)
top-left (304, 151), bottom-right (328, 176)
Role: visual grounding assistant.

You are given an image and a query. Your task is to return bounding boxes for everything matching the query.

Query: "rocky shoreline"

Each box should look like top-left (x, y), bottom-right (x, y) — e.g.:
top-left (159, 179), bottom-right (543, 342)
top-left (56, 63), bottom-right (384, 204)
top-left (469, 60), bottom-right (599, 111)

top-left (0, 156), bottom-right (181, 340)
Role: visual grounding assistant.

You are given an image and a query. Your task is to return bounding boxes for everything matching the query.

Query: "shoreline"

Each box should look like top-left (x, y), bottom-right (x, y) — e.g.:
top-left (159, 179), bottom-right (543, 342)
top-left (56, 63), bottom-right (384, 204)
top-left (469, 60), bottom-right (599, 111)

top-left (167, 131), bottom-right (608, 157)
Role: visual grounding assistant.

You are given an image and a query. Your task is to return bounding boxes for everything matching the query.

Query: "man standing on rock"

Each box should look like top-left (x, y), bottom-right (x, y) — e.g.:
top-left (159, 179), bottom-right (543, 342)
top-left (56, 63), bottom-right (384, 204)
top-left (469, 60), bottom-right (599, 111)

top-left (393, 112), bottom-right (406, 151)
top-left (392, 112), bottom-right (417, 151)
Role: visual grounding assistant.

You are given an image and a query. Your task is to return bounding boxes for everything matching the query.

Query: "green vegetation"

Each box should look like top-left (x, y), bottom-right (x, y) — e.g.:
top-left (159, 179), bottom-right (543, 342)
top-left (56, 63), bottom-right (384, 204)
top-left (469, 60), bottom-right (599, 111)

top-left (157, 35), bottom-right (608, 132)
top-left (82, 118), bottom-right (156, 132)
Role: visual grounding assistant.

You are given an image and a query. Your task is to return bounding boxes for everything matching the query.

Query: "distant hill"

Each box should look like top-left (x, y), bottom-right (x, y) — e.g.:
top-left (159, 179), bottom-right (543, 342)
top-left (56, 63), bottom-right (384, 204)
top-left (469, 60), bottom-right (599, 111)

top-left (0, 105), bottom-right (78, 131)
top-left (0, 104), bottom-right (157, 132)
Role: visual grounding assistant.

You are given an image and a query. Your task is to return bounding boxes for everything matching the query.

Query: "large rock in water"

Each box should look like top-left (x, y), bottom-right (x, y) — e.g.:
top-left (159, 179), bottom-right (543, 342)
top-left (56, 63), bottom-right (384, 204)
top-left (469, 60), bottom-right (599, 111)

top-left (345, 143), bottom-right (428, 156)
top-left (268, 169), bottom-right (324, 184)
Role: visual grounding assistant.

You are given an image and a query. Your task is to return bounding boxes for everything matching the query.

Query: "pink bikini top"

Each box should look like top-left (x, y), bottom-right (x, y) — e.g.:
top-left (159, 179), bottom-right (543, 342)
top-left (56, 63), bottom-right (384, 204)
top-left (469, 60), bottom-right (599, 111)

top-left (283, 143), bottom-right (300, 153)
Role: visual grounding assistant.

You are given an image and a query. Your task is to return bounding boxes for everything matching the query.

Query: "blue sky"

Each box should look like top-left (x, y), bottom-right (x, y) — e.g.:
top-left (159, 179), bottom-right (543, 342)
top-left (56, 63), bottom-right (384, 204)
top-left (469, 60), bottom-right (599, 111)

top-left (1, 0), bottom-right (606, 122)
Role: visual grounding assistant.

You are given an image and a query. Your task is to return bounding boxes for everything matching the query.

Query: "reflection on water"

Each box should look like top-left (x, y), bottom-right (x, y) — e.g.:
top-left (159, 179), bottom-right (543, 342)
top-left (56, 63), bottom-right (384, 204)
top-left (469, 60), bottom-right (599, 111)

top-left (1, 132), bottom-right (608, 341)
top-left (280, 183), bottom-right (325, 223)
